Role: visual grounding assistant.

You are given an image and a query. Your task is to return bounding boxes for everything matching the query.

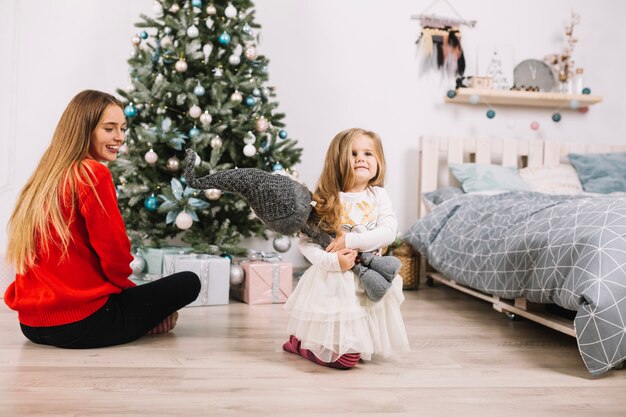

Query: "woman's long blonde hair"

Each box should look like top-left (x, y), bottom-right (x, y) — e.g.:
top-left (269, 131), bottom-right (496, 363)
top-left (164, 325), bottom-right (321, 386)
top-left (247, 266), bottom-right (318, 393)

top-left (7, 90), bottom-right (123, 274)
top-left (313, 128), bottom-right (386, 234)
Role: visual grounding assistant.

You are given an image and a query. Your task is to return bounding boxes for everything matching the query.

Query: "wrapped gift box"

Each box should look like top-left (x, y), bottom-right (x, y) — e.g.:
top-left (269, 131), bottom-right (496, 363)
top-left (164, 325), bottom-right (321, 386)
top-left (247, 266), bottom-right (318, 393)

top-left (233, 260), bottom-right (293, 305)
top-left (142, 246), bottom-right (193, 279)
top-left (163, 254), bottom-right (230, 306)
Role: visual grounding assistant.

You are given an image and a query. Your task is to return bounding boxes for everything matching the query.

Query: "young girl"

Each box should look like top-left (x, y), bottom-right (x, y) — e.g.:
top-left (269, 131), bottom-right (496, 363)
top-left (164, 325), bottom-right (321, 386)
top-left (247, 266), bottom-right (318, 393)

top-left (4, 90), bottom-right (201, 348)
top-left (283, 128), bottom-right (410, 369)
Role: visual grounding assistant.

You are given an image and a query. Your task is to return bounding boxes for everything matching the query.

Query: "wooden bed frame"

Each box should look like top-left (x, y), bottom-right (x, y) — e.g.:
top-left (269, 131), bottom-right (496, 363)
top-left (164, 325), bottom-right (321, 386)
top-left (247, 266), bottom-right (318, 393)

top-left (417, 135), bottom-right (626, 336)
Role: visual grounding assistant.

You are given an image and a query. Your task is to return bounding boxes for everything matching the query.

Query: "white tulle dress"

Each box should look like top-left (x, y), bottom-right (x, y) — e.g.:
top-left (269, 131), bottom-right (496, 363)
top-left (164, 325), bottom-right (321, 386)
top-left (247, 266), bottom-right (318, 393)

top-left (284, 187), bottom-right (410, 362)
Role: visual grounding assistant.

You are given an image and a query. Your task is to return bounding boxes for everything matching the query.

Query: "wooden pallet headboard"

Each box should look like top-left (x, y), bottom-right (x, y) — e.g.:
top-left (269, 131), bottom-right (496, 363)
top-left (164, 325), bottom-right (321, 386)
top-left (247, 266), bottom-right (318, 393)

top-left (417, 135), bottom-right (626, 218)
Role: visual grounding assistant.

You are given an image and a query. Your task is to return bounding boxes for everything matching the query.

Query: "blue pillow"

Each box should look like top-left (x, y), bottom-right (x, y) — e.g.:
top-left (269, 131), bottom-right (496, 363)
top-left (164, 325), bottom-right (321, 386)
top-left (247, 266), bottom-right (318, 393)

top-left (568, 152), bottom-right (626, 193)
top-left (449, 163), bottom-right (529, 193)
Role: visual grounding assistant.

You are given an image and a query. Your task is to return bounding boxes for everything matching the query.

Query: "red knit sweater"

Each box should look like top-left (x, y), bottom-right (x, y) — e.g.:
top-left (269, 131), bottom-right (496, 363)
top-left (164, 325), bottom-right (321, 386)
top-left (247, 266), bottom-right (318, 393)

top-left (4, 159), bottom-right (135, 327)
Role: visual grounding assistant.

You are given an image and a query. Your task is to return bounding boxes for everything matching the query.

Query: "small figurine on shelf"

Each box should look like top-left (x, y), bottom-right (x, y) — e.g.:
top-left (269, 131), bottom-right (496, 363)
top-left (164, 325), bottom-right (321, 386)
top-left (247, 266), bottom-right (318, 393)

top-left (544, 9), bottom-right (581, 93)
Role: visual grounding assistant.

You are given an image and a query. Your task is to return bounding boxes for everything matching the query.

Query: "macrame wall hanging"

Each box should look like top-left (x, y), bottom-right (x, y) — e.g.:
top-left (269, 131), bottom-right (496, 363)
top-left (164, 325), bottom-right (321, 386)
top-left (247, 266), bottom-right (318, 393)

top-left (412, 0), bottom-right (476, 77)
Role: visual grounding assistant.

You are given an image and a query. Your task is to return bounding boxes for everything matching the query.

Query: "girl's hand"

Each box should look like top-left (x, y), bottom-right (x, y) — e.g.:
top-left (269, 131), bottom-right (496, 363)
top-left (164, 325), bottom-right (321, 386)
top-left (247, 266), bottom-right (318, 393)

top-left (326, 230), bottom-right (347, 252)
top-left (337, 248), bottom-right (357, 272)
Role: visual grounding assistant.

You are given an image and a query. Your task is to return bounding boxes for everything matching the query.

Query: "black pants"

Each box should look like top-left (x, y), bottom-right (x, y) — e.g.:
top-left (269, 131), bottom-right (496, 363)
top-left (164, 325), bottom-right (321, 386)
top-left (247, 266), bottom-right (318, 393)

top-left (20, 271), bottom-right (201, 349)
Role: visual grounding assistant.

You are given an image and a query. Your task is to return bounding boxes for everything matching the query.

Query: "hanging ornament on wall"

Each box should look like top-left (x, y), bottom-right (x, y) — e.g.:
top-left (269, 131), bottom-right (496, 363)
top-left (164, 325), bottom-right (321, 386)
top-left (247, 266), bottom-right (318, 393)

top-left (230, 264), bottom-right (244, 285)
top-left (175, 211), bottom-right (193, 230)
top-left (530, 121), bottom-right (540, 131)
top-left (552, 113), bottom-right (562, 122)
top-left (145, 148), bottom-right (158, 164)
top-left (166, 156), bottom-right (181, 172)
top-left (273, 235), bottom-right (292, 253)
top-left (204, 188), bottom-right (222, 200)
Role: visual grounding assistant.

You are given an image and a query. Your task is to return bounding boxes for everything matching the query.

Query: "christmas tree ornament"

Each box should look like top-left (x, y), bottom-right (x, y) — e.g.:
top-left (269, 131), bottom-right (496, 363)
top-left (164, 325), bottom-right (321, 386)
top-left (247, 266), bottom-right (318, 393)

top-left (224, 3), bottom-right (237, 18)
top-left (202, 42), bottom-right (213, 63)
top-left (230, 91), bottom-right (243, 103)
top-left (205, 4), bottom-right (217, 15)
top-left (191, 0), bottom-right (202, 7)
top-left (131, 35), bottom-right (141, 46)
top-left (125, 83), bottom-right (135, 93)
top-left (169, 3), bottom-right (180, 13)
top-left (530, 121), bottom-right (540, 131)
top-left (278, 129), bottom-right (288, 139)
top-left (252, 88), bottom-right (261, 97)
top-left (163, 26), bottom-right (172, 35)
top-left (244, 131), bottom-right (256, 144)
top-left (218, 32), bottom-right (231, 45)
top-left (153, 1), bottom-right (164, 17)
top-left (118, 143), bottom-right (130, 155)
top-left (244, 95), bottom-right (256, 106)
top-left (144, 195), bottom-right (158, 211)
top-left (291, 169), bottom-right (299, 178)
top-left (228, 54), bottom-right (241, 66)
top-left (552, 113), bottom-right (562, 122)
top-left (205, 16), bottom-right (215, 29)
top-left (162, 117), bottom-right (172, 132)
top-left (261, 87), bottom-right (271, 97)
top-left (213, 67), bottom-right (223, 78)
top-left (204, 188), bottom-right (222, 200)
top-left (273, 235), bottom-right (291, 253)
top-left (144, 149), bottom-right (158, 164)
top-left (255, 117), bottom-right (269, 132)
top-left (446, 89), bottom-right (456, 98)
top-left (189, 105), bottom-right (202, 118)
top-left (486, 109), bottom-right (496, 119)
top-left (175, 211), bottom-right (194, 230)
top-left (200, 112), bottom-right (213, 126)
top-left (210, 135), bottom-right (223, 148)
top-left (130, 251), bottom-right (146, 274)
top-left (140, 31), bottom-right (149, 40)
top-left (244, 45), bottom-right (257, 60)
top-left (229, 264), bottom-right (244, 285)
top-left (243, 143), bottom-right (256, 157)
top-left (175, 59), bottom-right (188, 72)
top-left (124, 104), bottom-right (138, 117)
top-left (272, 162), bottom-right (284, 172)
top-left (193, 84), bottom-right (206, 96)
top-left (189, 127), bottom-right (201, 138)
top-left (221, 253), bottom-right (233, 260)
top-left (195, 153), bottom-right (202, 167)
top-left (242, 23), bottom-right (252, 34)
top-left (186, 25), bottom-right (200, 38)
top-left (166, 156), bottom-right (181, 171)
top-left (160, 36), bottom-right (173, 48)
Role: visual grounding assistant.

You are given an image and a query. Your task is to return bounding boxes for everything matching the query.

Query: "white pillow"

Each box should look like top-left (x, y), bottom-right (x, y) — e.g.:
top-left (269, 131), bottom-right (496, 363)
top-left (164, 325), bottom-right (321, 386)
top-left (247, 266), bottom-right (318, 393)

top-left (518, 164), bottom-right (583, 195)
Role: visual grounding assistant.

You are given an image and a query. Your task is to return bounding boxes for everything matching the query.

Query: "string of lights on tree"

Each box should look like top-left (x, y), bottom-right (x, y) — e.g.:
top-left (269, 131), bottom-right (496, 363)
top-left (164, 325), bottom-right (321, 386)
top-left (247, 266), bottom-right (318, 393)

top-left (111, 0), bottom-right (302, 257)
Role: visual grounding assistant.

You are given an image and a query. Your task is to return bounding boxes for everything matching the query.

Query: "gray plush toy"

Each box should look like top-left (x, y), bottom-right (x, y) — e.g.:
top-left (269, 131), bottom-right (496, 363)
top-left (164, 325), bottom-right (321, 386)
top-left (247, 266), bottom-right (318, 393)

top-left (183, 149), bottom-right (401, 302)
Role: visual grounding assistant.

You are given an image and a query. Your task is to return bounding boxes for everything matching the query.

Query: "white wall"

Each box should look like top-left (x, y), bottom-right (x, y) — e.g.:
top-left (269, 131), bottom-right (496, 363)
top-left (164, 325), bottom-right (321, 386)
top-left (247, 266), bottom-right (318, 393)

top-left (1, 0), bottom-right (625, 276)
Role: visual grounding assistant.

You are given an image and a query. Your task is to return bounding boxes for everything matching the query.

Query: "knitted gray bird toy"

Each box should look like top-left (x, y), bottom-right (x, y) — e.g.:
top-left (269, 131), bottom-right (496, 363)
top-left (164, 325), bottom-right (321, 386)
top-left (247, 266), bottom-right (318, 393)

top-left (183, 149), bottom-right (400, 302)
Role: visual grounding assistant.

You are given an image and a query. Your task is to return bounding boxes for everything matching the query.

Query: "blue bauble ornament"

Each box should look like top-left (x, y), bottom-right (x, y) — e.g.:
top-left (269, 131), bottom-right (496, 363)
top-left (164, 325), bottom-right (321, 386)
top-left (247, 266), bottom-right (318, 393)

top-left (552, 112), bottom-right (562, 122)
top-left (278, 129), bottom-right (288, 139)
top-left (140, 31), bottom-right (149, 39)
top-left (272, 162), bottom-right (284, 172)
top-left (191, 0), bottom-right (202, 7)
top-left (163, 50), bottom-right (176, 64)
top-left (218, 32), bottom-right (231, 45)
top-left (189, 127), bottom-right (201, 138)
top-left (193, 85), bottom-right (206, 96)
top-left (486, 109), bottom-right (496, 119)
top-left (446, 89), bottom-right (457, 99)
top-left (245, 96), bottom-right (256, 107)
top-left (582, 87), bottom-right (591, 95)
top-left (221, 253), bottom-right (233, 260)
top-left (179, 175), bottom-right (187, 186)
top-left (252, 88), bottom-right (261, 97)
top-left (144, 195), bottom-right (158, 212)
top-left (124, 104), bottom-right (137, 117)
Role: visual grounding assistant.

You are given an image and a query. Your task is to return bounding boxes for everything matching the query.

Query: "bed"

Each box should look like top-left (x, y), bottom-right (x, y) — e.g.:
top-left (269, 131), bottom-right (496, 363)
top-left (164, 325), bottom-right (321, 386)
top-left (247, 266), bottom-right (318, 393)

top-left (404, 135), bottom-right (626, 376)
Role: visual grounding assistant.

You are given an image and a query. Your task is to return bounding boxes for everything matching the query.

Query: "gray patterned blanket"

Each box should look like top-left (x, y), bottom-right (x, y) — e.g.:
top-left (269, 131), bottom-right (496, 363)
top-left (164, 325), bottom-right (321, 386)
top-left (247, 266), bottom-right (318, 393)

top-left (404, 191), bottom-right (626, 376)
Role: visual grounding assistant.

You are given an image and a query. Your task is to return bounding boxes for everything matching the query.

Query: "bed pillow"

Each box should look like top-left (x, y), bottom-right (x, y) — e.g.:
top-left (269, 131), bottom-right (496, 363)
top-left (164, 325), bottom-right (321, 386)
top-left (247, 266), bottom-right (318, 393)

top-left (518, 164), bottom-right (583, 195)
top-left (449, 163), bottom-right (529, 193)
top-left (568, 152), bottom-right (626, 193)
top-left (422, 186), bottom-right (464, 213)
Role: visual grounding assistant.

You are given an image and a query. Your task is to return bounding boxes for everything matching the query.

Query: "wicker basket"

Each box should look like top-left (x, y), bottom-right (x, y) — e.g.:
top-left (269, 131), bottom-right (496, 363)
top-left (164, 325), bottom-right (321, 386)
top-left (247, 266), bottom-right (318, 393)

top-left (392, 242), bottom-right (419, 290)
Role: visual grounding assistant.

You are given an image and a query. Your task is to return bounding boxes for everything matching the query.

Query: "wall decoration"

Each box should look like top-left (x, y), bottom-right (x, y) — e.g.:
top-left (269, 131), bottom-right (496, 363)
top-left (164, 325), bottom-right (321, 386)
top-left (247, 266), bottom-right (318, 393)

top-left (544, 10), bottom-right (581, 93)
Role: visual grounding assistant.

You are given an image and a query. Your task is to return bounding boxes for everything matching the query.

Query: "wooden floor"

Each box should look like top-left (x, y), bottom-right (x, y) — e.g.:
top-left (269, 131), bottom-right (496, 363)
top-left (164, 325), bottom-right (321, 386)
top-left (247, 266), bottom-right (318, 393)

top-left (1, 284), bottom-right (625, 417)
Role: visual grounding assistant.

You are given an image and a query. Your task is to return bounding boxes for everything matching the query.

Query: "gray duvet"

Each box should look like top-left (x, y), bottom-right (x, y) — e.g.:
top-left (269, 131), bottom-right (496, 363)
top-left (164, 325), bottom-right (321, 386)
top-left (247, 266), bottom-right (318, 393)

top-left (404, 191), bottom-right (626, 376)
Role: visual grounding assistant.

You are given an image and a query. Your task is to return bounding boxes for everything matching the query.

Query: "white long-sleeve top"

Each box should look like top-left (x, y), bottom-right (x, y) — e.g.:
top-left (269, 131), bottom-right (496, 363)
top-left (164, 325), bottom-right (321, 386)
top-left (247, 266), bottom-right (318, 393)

top-left (299, 186), bottom-right (398, 272)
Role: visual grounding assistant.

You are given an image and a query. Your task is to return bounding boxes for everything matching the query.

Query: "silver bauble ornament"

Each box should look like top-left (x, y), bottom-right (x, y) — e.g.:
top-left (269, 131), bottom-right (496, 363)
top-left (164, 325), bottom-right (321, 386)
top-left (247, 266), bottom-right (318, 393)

top-left (206, 4), bottom-right (217, 15)
top-left (210, 136), bottom-right (223, 149)
top-left (230, 264), bottom-right (244, 285)
top-left (175, 211), bottom-right (193, 230)
top-left (130, 252), bottom-right (146, 274)
top-left (228, 54), bottom-right (241, 66)
top-left (273, 235), bottom-right (292, 253)
top-left (200, 112), bottom-right (213, 126)
top-left (189, 105), bottom-right (202, 118)
top-left (186, 25), bottom-right (199, 38)
top-left (243, 143), bottom-right (256, 157)
top-left (230, 91), bottom-right (243, 103)
top-left (166, 155), bottom-right (181, 172)
top-left (144, 149), bottom-right (158, 164)
top-left (204, 188), bottom-right (222, 200)
top-left (175, 59), bottom-right (188, 72)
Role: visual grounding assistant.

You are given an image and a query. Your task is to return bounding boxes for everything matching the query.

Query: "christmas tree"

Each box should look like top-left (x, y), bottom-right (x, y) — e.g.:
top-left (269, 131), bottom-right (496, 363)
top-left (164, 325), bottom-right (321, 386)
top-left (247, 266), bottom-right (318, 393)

top-left (112, 0), bottom-right (302, 255)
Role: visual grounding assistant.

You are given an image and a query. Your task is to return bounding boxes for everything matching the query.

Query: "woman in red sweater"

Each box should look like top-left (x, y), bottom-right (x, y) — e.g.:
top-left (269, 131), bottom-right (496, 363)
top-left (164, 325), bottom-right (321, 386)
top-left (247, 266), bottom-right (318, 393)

top-left (4, 90), bottom-right (201, 348)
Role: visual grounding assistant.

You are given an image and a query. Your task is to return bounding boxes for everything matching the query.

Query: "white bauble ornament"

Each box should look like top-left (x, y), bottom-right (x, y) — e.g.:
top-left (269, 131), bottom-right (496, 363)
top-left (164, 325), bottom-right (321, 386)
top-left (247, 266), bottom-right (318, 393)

top-left (228, 54), bottom-right (241, 66)
top-left (200, 112), bottom-right (213, 126)
top-left (244, 45), bottom-right (257, 61)
top-left (243, 131), bottom-right (256, 144)
top-left (175, 211), bottom-right (193, 230)
top-left (230, 91), bottom-right (243, 103)
top-left (186, 25), bottom-right (199, 38)
top-left (243, 143), bottom-right (256, 157)
top-left (204, 188), bottom-right (222, 200)
top-left (230, 264), bottom-right (244, 285)
top-left (130, 252), bottom-right (146, 274)
top-left (144, 149), bottom-right (158, 164)
top-left (205, 4), bottom-right (217, 15)
top-left (224, 3), bottom-right (237, 18)
top-left (169, 3), bottom-right (180, 13)
top-left (210, 136), bottom-right (223, 149)
top-left (273, 235), bottom-right (292, 253)
top-left (166, 156), bottom-right (180, 172)
top-left (189, 105), bottom-right (202, 118)
top-left (131, 35), bottom-right (141, 46)
top-left (175, 59), bottom-right (188, 72)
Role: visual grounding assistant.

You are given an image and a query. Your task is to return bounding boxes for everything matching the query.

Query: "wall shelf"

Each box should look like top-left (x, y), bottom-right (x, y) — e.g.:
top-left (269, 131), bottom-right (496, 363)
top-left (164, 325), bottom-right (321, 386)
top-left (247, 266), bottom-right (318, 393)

top-left (445, 88), bottom-right (603, 109)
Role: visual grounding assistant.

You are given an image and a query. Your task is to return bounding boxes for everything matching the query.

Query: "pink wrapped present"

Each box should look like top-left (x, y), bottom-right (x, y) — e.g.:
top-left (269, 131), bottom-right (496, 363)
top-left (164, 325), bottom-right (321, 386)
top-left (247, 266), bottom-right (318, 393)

top-left (233, 259), bottom-right (293, 305)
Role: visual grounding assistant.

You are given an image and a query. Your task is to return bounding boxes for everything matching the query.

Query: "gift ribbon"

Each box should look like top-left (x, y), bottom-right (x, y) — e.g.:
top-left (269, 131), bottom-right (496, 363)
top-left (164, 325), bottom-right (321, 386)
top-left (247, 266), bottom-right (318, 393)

top-left (247, 250), bottom-right (282, 263)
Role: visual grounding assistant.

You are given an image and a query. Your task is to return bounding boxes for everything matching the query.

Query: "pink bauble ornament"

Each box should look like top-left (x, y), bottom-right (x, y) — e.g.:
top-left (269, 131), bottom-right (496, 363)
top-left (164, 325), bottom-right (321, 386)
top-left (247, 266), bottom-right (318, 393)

top-left (530, 121), bottom-right (540, 131)
top-left (255, 117), bottom-right (269, 132)
top-left (578, 106), bottom-right (589, 114)
top-left (144, 149), bottom-right (158, 164)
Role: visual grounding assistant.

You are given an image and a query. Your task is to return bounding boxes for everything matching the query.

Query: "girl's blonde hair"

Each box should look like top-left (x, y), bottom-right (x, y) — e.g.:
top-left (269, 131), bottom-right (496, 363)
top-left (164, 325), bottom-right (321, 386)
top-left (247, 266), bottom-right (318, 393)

top-left (7, 90), bottom-right (123, 274)
top-left (313, 128), bottom-right (386, 234)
